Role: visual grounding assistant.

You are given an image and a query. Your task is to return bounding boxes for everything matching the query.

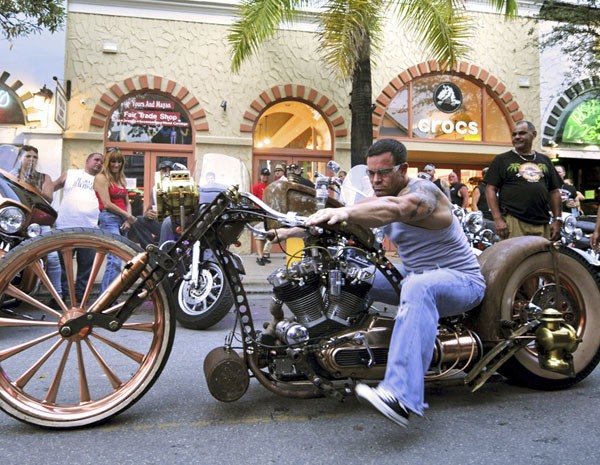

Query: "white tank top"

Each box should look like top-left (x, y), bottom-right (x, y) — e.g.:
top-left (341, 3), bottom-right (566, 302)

top-left (55, 169), bottom-right (100, 229)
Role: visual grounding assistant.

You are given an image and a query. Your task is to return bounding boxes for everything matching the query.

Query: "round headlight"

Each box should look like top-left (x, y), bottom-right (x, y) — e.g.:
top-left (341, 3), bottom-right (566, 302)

top-left (27, 223), bottom-right (42, 238)
top-left (371, 227), bottom-right (385, 244)
top-left (0, 206), bottom-right (26, 234)
top-left (452, 205), bottom-right (465, 223)
top-left (563, 215), bottom-right (578, 235)
top-left (465, 211), bottom-right (484, 234)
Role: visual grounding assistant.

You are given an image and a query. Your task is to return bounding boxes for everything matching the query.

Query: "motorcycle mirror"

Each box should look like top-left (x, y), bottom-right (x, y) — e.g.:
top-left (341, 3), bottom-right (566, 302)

top-left (327, 160), bottom-right (341, 176)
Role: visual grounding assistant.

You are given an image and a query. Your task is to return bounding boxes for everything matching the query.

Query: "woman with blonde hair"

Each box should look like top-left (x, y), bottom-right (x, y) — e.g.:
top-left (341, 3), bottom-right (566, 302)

top-left (94, 147), bottom-right (137, 292)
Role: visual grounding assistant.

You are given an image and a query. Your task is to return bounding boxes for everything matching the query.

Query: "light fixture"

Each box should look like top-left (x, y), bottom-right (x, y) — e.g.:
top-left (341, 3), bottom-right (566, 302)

top-left (102, 42), bottom-right (118, 54)
top-left (52, 76), bottom-right (72, 100)
top-left (33, 85), bottom-right (53, 110)
top-left (518, 76), bottom-right (530, 88)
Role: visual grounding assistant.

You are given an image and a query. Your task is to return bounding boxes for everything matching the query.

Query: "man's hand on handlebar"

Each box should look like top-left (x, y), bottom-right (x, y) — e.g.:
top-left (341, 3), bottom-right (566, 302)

top-left (305, 207), bottom-right (349, 227)
top-left (266, 227), bottom-right (306, 243)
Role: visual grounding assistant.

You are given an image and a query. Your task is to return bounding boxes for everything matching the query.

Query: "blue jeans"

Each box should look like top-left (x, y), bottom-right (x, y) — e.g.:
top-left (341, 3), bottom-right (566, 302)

top-left (98, 211), bottom-right (125, 293)
top-left (60, 245), bottom-right (96, 302)
top-left (41, 226), bottom-right (62, 298)
top-left (371, 267), bottom-right (485, 416)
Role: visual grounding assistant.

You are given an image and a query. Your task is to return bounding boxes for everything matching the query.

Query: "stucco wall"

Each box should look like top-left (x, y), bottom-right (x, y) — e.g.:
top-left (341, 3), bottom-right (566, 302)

top-left (63, 9), bottom-right (539, 168)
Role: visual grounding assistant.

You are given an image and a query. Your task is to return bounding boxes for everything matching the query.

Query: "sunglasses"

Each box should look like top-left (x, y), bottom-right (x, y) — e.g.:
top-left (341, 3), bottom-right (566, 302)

top-left (366, 165), bottom-right (402, 178)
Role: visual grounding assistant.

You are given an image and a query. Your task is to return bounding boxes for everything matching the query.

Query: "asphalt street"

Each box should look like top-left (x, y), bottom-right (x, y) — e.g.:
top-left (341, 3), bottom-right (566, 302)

top-left (1, 256), bottom-right (599, 465)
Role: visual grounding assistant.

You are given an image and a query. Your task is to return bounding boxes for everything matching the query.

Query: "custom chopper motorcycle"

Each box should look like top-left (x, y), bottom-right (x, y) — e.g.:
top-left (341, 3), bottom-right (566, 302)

top-left (0, 175), bottom-right (599, 429)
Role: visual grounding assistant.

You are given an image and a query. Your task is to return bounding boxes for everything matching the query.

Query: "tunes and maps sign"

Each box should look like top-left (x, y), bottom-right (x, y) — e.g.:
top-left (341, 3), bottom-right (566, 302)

top-left (108, 93), bottom-right (192, 144)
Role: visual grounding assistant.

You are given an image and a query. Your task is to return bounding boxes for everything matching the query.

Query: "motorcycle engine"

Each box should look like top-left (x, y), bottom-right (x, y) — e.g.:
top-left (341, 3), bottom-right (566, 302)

top-left (267, 254), bottom-right (376, 340)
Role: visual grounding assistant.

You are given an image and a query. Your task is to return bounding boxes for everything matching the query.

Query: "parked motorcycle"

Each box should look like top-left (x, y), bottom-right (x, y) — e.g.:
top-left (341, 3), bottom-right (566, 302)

top-left (452, 205), bottom-right (498, 253)
top-left (0, 178), bottom-right (599, 428)
top-left (559, 213), bottom-right (600, 268)
top-left (0, 145), bottom-right (57, 316)
top-left (156, 153), bottom-right (249, 329)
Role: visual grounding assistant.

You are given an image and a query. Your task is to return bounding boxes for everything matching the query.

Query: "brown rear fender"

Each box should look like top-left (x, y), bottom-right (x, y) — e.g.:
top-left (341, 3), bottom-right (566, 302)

top-left (468, 236), bottom-right (552, 342)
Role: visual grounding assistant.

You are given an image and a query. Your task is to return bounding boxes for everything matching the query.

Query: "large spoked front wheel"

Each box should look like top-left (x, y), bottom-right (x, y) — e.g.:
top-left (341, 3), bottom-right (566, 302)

top-left (0, 228), bottom-right (176, 428)
top-left (499, 246), bottom-right (600, 389)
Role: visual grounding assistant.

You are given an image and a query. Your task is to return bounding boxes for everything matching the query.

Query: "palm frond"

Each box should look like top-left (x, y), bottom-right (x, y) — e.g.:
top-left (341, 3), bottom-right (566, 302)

top-left (487, 0), bottom-right (518, 18)
top-left (388, 0), bottom-right (472, 68)
top-left (317, 0), bottom-right (386, 79)
top-left (228, 0), bottom-right (310, 73)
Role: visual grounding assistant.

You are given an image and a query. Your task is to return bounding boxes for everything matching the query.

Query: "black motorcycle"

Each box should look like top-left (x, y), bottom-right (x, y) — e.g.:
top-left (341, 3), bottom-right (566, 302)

top-left (0, 146), bottom-right (57, 316)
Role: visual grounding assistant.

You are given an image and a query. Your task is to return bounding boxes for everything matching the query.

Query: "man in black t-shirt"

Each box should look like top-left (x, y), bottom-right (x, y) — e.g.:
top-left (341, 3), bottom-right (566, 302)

top-left (555, 165), bottom-right (580, 216)
top-left (484, 120), bottom-right (562, 241)
top-left (448, 171), bottom-right (469, 209)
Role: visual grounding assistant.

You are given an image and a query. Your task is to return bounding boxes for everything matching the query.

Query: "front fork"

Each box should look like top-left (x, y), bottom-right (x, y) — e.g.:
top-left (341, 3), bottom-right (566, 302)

top-left (190, 241), bottom-right (201, 285)
top-left (59, 187), bottom-right (241, 336)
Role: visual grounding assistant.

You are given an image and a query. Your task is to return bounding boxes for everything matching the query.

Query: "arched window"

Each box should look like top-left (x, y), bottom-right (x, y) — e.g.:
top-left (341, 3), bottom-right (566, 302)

top-left (381, 73), bottom-right (511, 143)
top-left (107, 92), bottom-right (193, 145)
top-left (254, 100), bottom-right (332, 151)
top-left (557, 96), bottom-right (600, 148)
top-left (252, 100), bottom-right (334, 185)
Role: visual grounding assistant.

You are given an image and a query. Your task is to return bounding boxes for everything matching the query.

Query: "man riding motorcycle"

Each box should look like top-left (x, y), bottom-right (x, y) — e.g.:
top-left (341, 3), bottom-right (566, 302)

top-left (273, 139), bottom-right (484, 427)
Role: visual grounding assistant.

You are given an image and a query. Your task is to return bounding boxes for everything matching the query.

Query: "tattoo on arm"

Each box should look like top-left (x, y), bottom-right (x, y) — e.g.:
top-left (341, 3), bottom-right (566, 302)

top-left (405, 181), bottom-right (439, 219)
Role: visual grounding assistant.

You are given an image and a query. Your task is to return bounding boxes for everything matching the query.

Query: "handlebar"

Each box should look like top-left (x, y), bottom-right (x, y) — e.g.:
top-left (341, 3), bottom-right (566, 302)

top-left (240, 191), bottom-right (308, 228)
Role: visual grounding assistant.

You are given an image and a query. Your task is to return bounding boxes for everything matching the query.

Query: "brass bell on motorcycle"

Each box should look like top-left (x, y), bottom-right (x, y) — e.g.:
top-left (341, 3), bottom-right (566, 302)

top-left (535, 308), bottom-right (580, 376)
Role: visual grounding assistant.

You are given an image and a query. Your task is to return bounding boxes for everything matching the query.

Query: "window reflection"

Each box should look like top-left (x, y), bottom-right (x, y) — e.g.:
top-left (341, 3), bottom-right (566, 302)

top-left (381, 74), bottom-right (510, 143)
top-left (254, 101), bottom-right (332, 150)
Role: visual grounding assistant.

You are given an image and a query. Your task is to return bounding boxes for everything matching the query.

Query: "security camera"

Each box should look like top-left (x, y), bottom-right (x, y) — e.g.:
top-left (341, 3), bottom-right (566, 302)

top-left (80, 99), bottom-right (87, 105)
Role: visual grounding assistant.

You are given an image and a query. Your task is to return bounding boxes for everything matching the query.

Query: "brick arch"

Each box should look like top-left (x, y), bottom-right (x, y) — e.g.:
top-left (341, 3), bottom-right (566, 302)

top-left (372, 61), bottom-right (524, 138)
top-left (542, 76), bottom-right (600, 147)
top-left (239, 84), bottom-right (348, 138)
top-left (89, 74), bottom-right (209, 132)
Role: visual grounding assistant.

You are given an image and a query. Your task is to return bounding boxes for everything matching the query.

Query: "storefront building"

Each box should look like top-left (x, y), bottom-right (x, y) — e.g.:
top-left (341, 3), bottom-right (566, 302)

top-left (2, 1), bottom-right (553, 249)
top-left (541, 76), bottom-right (600, 214)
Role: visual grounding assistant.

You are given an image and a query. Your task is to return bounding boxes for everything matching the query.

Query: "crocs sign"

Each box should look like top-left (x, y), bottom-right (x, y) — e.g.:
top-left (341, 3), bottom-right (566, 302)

top-left (416, 82), bottom-right (479, 136)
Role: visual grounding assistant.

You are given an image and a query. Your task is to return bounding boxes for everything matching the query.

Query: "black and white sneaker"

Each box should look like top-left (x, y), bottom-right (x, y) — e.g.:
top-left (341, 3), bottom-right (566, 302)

top-left (355, 383), bottom-right (410, 428)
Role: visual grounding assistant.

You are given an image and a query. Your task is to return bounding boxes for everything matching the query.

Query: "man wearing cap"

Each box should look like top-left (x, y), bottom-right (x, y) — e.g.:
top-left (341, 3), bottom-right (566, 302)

top-left (423, 164), bottom-right (450, 199)
top-left (273, 164), bottom-right (287, 182)
top-left (252, 167), bottom-right (273, 265)
top-left (252, 167), bottom-right (271, 200)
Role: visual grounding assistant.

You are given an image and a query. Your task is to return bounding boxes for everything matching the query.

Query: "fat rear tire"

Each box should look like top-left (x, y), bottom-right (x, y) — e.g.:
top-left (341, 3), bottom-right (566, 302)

top-left (498, 246), bottom-right (600, 390)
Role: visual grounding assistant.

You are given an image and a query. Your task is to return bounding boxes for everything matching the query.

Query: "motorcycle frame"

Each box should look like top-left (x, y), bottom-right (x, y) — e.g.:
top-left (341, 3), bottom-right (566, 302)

top-left (58, 186), bottom-right (576, 395)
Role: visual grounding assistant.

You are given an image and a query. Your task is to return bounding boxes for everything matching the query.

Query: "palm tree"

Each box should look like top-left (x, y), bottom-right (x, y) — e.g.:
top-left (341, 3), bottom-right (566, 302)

top-left (229, 0), bottom-right (517, 167)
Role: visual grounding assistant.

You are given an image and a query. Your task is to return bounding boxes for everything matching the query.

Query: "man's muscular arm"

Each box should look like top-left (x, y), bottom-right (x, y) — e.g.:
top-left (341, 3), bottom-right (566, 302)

top-left (305, 180), bottom-right (446, 228)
